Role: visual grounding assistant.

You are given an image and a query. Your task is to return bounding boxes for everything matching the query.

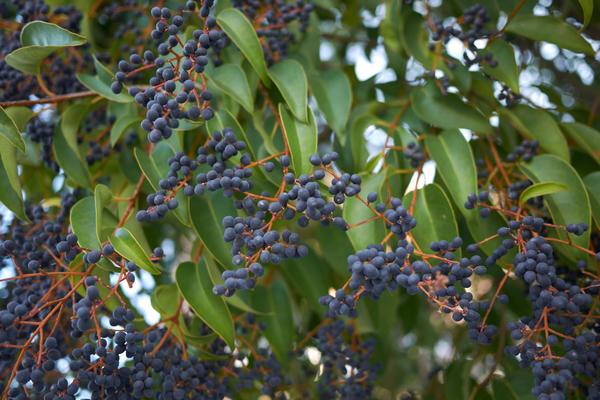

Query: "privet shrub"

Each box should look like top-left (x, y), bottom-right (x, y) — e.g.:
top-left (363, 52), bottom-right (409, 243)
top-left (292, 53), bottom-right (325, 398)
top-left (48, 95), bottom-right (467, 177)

top-left (0, 1), bottom-right (599, 399)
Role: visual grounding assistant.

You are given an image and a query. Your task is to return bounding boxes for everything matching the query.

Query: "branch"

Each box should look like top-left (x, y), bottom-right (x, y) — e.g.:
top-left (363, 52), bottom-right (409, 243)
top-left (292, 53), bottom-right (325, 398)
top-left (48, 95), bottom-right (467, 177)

top-left (0, 91), bottom-right (98, 108)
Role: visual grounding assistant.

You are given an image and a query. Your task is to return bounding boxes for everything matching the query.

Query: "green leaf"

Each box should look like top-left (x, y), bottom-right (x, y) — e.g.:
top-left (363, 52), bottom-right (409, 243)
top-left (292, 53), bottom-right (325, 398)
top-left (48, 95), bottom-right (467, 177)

top-left (505, 15), bottom-right (594, 55)
top-left (134, 148), bottom-right (161, 188)
top-left (210, 64), bottom-right (254, 113)
top-left (216, 8), bottom-right (269, 84)
top-left (519, 182), bottom-right (567, 204)
top-left (583, 172), bottom-right (600, 229)
top-left (177, 314), bottom-right (219, 347)
top-left (503, 105), bottom-right (569, 162)
top-left (5, 21), bottom-right (87, 75)
top-left (250, 281), bottom-right (295, 363)
top-left (150, 283), bottom-right (180, 317)
top-left (482, 40), bottom-right (519, 93)
top-left (77, 58), bottom-right (131, 103)
top-left (445, 360), bottom-right (472, 400)
top-left (578, 0), bottom-right (593, 28)
top-left (5, 107), bottom-right (34, 132)
top-left (94, 184), bottom-right (112, 243)
top-left (53, 120), bottom-right (91, 188)
top-left (343, 172), bottom-right (386, 251)
top-left (278, 104), bottom-right (317, 176)
top-left (0, 106), bottom-right (26, 152)
top-left (308, 69), bottom-right (352, 135)
top-left (111, 114), bottom-right (141, 147)
top-left (70, 197), bottom-right (100, 250)
top-left (519, 155), bottom-right (591, 260)
top-left (411, 83), bottom-right (490, 133)
top-left (61, 102), bottom-right (89, 154)
top-left (425, 130), bottom-right (477, 214)
top-left (0, 137), bottom-right (27, 221)
top-left (77, 73), bottom-right (131, 103)
top-left (110, 228), bottom-right (161, 274)
top-left (280, 251), bottom-right (333, 313)
top-left (175, 260), bottom-right (235, 348)
top-left (492, 378), bottom-right (519, 400)
top-left (349, 113), bottom-right (376, 171)
top-left (269, 59), bottom-right (308, 122)
top-left (403, 184), bottom-right (459, 257)
top-left (190, 193), bottom-right (237, 269)
top-left (560, 122), bottom-right (600, 164)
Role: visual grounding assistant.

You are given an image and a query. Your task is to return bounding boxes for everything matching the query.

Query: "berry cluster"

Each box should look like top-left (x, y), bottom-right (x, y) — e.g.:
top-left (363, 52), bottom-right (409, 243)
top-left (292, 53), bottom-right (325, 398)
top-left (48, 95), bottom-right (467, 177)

top-left (506, 139), bottom-right (540, 162)
top-left (431, 4), bottom-right (496, 69)
top-left (112, 3), bottom-right (226, 144)
top-left (315, 319), bottom-right (380, 399)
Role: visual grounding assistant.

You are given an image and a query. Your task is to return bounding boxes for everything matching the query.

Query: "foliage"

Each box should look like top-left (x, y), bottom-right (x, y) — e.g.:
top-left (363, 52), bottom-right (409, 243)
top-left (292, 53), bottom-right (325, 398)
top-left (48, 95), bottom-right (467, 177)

top-left (0, 0), bottom-right (600, 399)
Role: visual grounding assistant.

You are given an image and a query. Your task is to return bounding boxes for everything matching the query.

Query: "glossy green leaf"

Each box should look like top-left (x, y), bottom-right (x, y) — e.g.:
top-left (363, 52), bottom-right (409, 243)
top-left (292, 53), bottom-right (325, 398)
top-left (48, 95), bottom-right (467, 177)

top-left (269, 59), bottom-right (308, 122)
top-left (250, 281), bottom-right (294, 363)
top-left (210, 64), bottom-right (254, 113)
top-left (5, 107), bottom-right (34, 132)
top-left (190, 193), bottom-right (237, 269)
top-left (411, 83), bottom-right (490, 133)
top-left (94, 184), bottom-right (112, 243)
top-left (5, 21), bottom-right (87, 75)
top-left (505, 15), bottom-right (594, 55)
top-left (349, 113), bottom-right (376, 171)
top-left (77, 58), bottom-right (131, 103)
top-left (53, 120), bottom-right (91, 188)
top-left (387, 126), bottom-right (417, 197)
top-left (111, 114), bottom-right (141, 147)
top-left (110, 228), bottom-right (161, 274)
top-left (216, 8), bottom-right (269, 84)
top-left (0, 106), bottom-right (26, 152)
top-left (343, 172), bottom-right (386, 251)
top-left (445, 360), bottom-right (471, 400)
top-left (425, 130), bottom-right (477, 214)
top-left (583, 172), bottom-right (600, 228)
top-left (492, 378), bottom-right (519, 400)
top-left (403, 184), bottom-right (459, 256)
top-left (175, 260), bottom-right (235, 348)
top-left (77, 73), bottom-right (131, 103)
top-left (280, 251), bottom-right (332, 313)
top-left (70, 197), bottom-right (100, 250)
top-left (519, 182), bottom-right (567, 204)
top-left (308, 69), bottom-right (352, 135)
top-left (0, 137), bottom-right (27, 221)
top-left (578, 0), bottom-right (593, 28)
top-left (482, 39), bottom-right (519, 93)
top-left (560, 122), bottom-right (600, 164)
top-left (61, 102), bottom-right (89, 154)
top-left (134, 148), bottom-right (161, 188)
top-left (505, 105), bottom-right (569, 161)
top-left (279, 103), bottom-right (317, 176)
top-left (177, 314), bottom-right (218, 347)
top-left (519, 155), bottom-right (591, 260)
top-left (151, 283), bottom-right (180, 317)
